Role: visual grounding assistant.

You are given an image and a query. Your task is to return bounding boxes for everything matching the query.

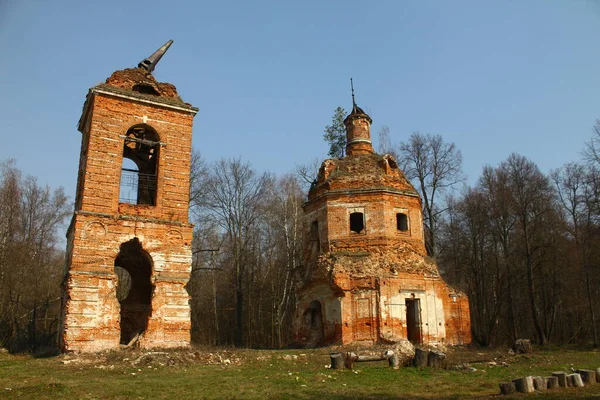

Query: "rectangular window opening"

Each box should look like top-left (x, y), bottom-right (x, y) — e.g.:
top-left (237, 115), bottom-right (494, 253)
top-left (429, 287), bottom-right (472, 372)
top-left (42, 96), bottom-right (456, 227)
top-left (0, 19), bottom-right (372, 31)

top-left (396, 213), bottom-right (409, 232)
top-left (350, 212), bottom-right (365, 234)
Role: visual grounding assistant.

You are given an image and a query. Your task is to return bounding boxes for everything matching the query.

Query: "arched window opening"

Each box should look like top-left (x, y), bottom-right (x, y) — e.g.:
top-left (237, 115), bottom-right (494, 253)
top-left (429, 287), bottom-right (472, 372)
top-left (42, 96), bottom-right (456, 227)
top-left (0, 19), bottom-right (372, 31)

top-left (396, 213), bottom-right (409, 232)
top-left (119, 158), bottom-right (140, 203)
top-left (350, 212), bottom-right (365, 234)
top-left (114, 238), bottom-right (154, 345)
top-left (119, 124), bottom-right (160, 206)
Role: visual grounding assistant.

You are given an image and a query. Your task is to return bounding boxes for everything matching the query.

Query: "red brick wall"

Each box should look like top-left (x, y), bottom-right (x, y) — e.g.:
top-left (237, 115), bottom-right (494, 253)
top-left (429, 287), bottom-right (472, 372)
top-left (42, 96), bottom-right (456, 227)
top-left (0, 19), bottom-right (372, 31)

top-left (61, 87), bottom-right (196, 352)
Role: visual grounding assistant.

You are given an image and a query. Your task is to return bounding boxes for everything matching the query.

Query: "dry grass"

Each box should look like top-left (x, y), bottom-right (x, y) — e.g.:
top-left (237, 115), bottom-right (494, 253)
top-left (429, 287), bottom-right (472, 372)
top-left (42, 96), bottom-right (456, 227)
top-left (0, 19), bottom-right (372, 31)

top-left (1, 345), bottom-right (600, 399)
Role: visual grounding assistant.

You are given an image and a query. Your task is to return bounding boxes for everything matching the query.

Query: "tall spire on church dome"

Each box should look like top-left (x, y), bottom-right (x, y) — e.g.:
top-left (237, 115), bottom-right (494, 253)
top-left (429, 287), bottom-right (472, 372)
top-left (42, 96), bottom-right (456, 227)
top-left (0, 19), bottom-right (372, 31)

top-left (344, 78), bottom-right (374, 155)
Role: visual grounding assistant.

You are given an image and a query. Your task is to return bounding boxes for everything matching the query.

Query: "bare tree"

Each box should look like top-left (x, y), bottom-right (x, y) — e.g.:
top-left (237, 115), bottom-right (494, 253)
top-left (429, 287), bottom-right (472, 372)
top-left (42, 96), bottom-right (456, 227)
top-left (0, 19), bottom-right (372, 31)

top-left (551, 162), bottom-right (599, 346)
top-left (0, 159), bottom-right (69, 352)
top-left (583, 120), bottom-right (600, 166)
top-left (377, 126), bottom-right (398, 159)
top-left (294, 157), bottom-right (321, 192)
top-left (192, 158), bottom-right (272, 346)
top-left (398, 133), bottom-right (463, 257)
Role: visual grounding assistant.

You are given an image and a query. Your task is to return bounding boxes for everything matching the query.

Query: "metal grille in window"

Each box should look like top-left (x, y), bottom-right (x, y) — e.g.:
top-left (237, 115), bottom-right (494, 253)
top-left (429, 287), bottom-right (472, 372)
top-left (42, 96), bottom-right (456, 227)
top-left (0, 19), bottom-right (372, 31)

top-left (119, 168), bottom-right (157, 204)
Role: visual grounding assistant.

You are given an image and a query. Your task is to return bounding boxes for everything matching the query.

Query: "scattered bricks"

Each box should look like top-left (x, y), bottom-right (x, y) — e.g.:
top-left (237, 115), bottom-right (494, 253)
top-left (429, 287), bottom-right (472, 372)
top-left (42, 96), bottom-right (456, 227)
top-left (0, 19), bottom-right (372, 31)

top-left (513, 376), bottom-right (534, 393)
top-left (579, 369), bottom-right (597, 385)
top-left (567, 373), bottom-right (584, 387)
top-left (532, 376), bottom-right (547, 391)
top-left (546, 376), bottom-right (559, 389)
top-left (552, 371), bottom-right (567, 387)
top-left (499, 382), bottom-right (516, 395)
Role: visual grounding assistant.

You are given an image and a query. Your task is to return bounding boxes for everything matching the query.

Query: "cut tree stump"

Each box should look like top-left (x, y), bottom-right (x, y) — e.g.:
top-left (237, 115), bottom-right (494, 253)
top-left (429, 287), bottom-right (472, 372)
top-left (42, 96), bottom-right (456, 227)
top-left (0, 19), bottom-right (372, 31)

top-left (388, 354), bottom-right (400, 370)
top-left (499, 382), bottom-right (516, 395)
top-left (596, 368), bottom-right (600, 383)
top-left (533, 376), bottom-right (547, 391)
top-left (344, 352), bottom-right (358, 369)
top-left (427, 350), bottom-right (447, 369)
top-left (330, 353), bottom-right (344, 370)
top-left (514, 339), bottom-right (532, 354)
top-left (513, 376), bottom-right (534, 393)
top-left (552, 371), bottom-right (567, 387)
top-left (567, 373), bottom-right (584, 387)
top-left (413, 348), bottom-right (428, 368)
top-left (546, 376), bottom-right (559, 389)
top-left (579, 369), bottom-right (596, 385)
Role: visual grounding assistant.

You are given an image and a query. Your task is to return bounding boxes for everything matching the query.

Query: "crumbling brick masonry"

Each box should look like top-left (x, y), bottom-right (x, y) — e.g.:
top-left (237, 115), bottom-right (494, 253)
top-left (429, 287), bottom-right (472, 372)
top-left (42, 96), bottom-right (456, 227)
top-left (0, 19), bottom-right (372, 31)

top-left (59, 52), bottom-right (198, 352)
top-left (292, 101), bottom-right (471, 347)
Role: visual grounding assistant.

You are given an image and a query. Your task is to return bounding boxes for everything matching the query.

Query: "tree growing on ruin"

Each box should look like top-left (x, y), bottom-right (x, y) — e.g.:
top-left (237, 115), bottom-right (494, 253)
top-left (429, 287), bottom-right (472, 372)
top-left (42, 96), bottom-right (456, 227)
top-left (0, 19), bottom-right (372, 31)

top-left (398, 133), bottom-right (463, 257)
top-left (323, 106), bottom-right (347, 158)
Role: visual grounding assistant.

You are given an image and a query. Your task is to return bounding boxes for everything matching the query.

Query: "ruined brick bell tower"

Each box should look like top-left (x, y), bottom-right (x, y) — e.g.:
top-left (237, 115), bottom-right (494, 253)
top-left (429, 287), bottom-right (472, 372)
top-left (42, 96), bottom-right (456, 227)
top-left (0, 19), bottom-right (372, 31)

top-left (293, 88), bottom-right (471, 347)
top-left (60, 41), bottom-right (198, 352)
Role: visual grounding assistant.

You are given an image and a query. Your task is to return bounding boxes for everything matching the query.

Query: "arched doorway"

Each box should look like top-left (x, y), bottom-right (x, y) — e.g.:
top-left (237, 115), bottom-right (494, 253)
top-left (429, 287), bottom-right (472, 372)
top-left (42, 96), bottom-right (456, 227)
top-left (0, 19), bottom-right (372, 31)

top-left (114, 238), bottom-right (154, 345)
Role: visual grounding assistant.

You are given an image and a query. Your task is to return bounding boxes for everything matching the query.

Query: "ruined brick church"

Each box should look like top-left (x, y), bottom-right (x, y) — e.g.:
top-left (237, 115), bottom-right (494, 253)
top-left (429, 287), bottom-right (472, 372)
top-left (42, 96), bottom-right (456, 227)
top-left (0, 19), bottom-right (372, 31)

top-left (291, 97), bottom-right (471, 347)
top-left (60, 41), bottom-right (470, 352)
top-left (60, 41), bottom-right (197, 352)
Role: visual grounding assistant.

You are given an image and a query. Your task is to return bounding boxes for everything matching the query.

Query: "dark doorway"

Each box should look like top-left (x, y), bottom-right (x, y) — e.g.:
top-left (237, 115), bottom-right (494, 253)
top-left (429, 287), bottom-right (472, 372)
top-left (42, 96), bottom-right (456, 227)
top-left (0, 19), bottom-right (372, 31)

top-left (114, 238), bottom-right (154, 345)
top-left (304, 300), bottom-right (324, 347)
top-left (406, 298), bottom-right (422, 344)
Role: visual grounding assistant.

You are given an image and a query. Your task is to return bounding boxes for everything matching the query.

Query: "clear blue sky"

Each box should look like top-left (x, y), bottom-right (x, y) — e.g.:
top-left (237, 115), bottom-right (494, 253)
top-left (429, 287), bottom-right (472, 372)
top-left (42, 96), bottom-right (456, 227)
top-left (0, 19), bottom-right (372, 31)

top-left (1, 0), bottom-right (600, 203)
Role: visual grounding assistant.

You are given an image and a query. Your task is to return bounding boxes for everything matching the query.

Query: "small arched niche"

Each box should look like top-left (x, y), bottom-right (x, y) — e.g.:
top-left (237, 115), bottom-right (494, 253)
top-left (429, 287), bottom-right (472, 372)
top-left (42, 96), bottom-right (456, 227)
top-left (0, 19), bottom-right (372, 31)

top-left (114, 238), bottom-right (154, 345)
top-left (303, 300), bottom-right (324, 347)
top-left (119, 124), bottom-right (160, 206)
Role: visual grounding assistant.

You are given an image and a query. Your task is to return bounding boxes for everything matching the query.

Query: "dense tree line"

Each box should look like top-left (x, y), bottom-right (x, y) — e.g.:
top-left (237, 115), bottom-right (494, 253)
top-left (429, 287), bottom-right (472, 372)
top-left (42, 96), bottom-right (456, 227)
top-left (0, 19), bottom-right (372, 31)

top-left (188, 154), bottom-right (304, 347)
top-left (436, 135), bottom-right (600, 346)
top-left (4, 116), bottom-right (600, 352)
top-left (380, 125), bottom-right (600, 347)
top-left (0, 160), bottom-right (70, 352)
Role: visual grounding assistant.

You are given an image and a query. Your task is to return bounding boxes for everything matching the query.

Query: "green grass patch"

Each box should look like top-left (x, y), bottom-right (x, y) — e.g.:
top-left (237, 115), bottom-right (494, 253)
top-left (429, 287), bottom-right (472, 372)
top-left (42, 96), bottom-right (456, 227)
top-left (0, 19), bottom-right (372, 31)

top-left (1, 347), bottom-right (600, 399)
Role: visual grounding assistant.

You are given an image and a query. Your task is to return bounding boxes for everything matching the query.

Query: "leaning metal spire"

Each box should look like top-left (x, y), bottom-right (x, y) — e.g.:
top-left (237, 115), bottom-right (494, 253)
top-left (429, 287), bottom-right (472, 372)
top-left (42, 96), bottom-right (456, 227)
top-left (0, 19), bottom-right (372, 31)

top-left (138, 40), bottom-right (174, 73)
top-left (351, 77), bottom-right (356, 107)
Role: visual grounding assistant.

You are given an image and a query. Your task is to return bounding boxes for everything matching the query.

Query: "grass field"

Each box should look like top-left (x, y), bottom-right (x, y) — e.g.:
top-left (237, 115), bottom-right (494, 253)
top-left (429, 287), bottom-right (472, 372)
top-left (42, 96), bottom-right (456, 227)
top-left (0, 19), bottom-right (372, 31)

top-left (2, 345), bottom-right (600, 399)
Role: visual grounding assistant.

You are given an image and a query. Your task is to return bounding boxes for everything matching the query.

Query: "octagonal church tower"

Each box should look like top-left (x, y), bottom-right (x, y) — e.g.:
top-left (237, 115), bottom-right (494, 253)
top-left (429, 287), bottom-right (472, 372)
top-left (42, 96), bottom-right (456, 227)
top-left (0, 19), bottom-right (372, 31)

top-left (293, 98), bottom-right (471, 347)
top-left (59, 41), bottom-right (198, 352)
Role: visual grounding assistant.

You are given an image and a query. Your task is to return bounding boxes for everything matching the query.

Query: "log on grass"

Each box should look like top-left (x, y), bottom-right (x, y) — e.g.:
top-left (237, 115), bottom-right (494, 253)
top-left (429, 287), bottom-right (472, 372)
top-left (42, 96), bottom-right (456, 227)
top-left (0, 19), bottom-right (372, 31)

top-left (552, 371), bottom-right (567, 387)
top-left (330, 352), bottom-right (344, 370)
top-left (546, 376), bottom-right (559, 389)
top-left (512, 376), bottom-right (534, 393)
top-left (427, 350), bottom-right (447, 369)
top-left (413, 348), bottom-right (428, 368)
top-left (579, 369), bottom-right (596, 385)
top-left (499, 382), bottom-right (516, 395)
